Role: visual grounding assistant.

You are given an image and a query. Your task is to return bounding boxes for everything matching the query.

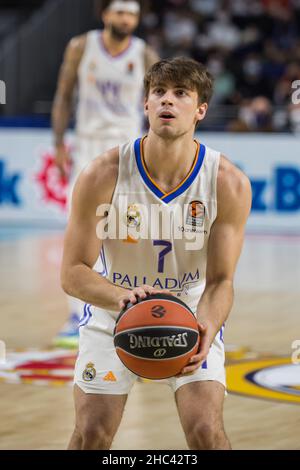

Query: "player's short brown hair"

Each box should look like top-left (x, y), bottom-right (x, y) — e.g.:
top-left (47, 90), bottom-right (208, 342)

top-left (144, 57), bottom-right (214, 104)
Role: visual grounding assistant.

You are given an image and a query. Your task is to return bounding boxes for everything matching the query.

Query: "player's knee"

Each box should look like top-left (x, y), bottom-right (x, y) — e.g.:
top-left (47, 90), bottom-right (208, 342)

top-left (77, 422), bottom-right (113, 450)
top-left (188, 420), bottom-right (224, 450)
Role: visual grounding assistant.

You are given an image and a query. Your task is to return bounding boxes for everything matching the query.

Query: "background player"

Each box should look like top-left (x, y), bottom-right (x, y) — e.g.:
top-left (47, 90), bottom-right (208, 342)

top-left (51, 0), bottom-right (159, 347)
top-left (61, 57), bottom-right (252, 450)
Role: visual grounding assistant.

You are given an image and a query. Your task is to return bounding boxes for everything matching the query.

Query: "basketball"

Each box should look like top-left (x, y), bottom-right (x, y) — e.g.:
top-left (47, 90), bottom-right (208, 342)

top-left (113, 293), bottom-right (200, 380)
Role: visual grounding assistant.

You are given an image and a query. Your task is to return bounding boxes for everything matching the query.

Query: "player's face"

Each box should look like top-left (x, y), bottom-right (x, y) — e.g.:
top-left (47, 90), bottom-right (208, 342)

top-left (144, 84), bottom-right (207, 140)
top-left (103, 10), bottom-right (139, 39)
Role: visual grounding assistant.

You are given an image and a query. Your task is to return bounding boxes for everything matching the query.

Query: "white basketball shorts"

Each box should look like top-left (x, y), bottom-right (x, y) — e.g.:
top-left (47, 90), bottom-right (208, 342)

top-left (74, 304), bottom-right (226, 395)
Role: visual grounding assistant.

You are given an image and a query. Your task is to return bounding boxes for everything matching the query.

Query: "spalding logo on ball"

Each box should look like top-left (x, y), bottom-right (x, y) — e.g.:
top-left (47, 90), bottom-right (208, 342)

top-left (113, 293), bottom-right (200, 379)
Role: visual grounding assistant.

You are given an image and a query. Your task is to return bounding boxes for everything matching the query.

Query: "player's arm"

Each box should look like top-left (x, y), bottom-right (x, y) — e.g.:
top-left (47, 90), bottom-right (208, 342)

top-left (180, 157), bottom-right (252, 375)
top-left (60, 149), bottom-right (168, 312)
top-left (144, 44), bottom-right (159, 71)
top-left (60, 149), bottom-right (128, 311)
top-left (51, 35), bottom-right (86, 175)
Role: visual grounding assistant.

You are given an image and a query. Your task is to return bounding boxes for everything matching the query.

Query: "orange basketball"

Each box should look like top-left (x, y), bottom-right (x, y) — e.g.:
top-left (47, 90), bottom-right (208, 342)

top-left (113, 293), bottom-right (200, 380)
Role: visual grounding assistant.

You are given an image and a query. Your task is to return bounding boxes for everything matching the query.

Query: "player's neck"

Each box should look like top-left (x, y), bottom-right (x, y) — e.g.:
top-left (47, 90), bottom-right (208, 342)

top-left (143, 132), bottom-right (198, 191)
top-left (102, 30), bottom-right (131, 56)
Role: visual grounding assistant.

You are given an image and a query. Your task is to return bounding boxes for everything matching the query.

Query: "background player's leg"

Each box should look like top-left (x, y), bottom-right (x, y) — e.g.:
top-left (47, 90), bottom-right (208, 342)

top-left (68, 384), bottom-right (128, 450)
top-left (175, 381), bottom-right (231, 450)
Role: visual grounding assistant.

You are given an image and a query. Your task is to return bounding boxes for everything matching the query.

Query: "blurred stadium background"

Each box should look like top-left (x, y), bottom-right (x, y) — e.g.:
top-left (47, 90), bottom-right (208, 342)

top-left (0, 0), bottom-right (299, 450)
top-left (1, 0), bottom-right (300, 131)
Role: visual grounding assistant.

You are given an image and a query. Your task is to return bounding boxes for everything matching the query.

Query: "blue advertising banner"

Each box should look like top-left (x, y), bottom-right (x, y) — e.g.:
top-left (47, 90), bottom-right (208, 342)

top-left (0, 129), bottom-right (299, 233)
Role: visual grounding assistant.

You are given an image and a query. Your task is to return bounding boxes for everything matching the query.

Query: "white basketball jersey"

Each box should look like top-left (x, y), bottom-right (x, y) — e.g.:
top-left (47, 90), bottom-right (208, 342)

top-left (100, 137), bottom-right (220, 314)
top-left (76, 30), bottom-right (146, 141)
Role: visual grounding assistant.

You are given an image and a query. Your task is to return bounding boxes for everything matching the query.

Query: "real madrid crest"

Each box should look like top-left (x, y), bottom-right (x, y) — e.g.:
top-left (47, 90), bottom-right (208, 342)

top-left (82, 362), bottom-right (96, 382)
top-left (125, 204), bottom-right (141, 228)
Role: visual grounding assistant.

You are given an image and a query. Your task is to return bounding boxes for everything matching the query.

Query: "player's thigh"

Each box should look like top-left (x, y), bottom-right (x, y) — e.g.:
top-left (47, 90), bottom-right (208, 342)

top-left (73, 384), bottom-right (128, 436)
top-left (175, 380), bottom-right (226, 433)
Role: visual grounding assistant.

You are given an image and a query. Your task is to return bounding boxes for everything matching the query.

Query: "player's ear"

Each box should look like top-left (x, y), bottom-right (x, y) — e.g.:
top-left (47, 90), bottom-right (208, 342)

top-left (144, 98), bottom-right (149, 117)
top-left (196, 102), bottom-right (208, 122)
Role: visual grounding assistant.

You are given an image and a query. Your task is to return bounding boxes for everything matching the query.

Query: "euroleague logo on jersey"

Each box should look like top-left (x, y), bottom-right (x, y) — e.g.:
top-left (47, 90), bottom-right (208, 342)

top-left (177, 200), bottom-right (207, 236)
top-left (186, 200), bottom-right (205, 227)
top-left (127, 62), bottom-right (135, 74)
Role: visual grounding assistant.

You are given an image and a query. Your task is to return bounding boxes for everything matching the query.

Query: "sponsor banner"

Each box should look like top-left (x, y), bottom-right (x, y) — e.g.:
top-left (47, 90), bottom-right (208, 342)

top-left (0, 130), bottom-right (299, 233)
top-left (201, 133), bottom-right (300, 234)
top-left (0, 129), bottom-right (73, 227)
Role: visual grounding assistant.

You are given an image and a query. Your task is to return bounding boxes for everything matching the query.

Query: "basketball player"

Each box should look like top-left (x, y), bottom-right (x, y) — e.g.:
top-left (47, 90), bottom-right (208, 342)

top-left (61, 57), bottom-right (252, 450)
top-left (52, 0), bottom-right (159, 347)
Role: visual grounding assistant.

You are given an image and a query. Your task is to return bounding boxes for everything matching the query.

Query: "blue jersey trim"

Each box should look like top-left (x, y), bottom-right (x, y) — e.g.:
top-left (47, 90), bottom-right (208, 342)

top-left (79, 304), bottom-right (92, 328)
top-left (134, 138), bottom-right (165, 199)
top-left (100, 246), bottom-right (108, 276)
top-left (134, 137), bottom-right (205, 203)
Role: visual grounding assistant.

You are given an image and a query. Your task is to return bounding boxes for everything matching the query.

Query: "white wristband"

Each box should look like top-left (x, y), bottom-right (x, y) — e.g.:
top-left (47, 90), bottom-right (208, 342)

top-left (108, 1), bottom-right (140, 15)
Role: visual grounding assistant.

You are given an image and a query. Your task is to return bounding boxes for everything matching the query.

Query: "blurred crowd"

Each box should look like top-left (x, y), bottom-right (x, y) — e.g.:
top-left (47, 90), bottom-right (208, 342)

top-left (140, 0), bottom-right (300, 132)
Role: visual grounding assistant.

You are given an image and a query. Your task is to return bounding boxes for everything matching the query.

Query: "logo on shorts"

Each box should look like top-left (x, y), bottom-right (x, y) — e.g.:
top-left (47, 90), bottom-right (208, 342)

top-left (103, 371), bottom-right (117, 382)
top-left (186, 200), bottom-right (205, 227)
top-left (82, 362), bottom-right (96, 382)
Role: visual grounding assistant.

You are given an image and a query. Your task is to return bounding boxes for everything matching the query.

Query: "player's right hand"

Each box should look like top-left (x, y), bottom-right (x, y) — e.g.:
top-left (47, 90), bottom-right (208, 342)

top-left (54, 143), bottom-right (72, 178)
top-left (118, 285), bottom-right (173, 310)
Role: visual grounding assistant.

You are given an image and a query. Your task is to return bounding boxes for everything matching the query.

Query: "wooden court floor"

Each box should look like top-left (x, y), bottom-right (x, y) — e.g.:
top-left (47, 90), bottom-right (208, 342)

top-left (0, 229), bottom-right (299, 450)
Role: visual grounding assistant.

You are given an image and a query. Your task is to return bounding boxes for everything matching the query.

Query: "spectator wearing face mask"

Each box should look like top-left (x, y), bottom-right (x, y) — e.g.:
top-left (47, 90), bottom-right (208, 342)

top-left (206, 55), bottom-right (235, 105)
top-left (228, 96), bottom-right (275, 132)
top-left (238, 53), bottom-right (271, 99)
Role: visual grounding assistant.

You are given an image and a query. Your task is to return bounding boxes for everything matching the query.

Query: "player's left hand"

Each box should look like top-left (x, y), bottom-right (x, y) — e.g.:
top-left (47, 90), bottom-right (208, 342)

top-left (176, 320), bottom-right (214, 377)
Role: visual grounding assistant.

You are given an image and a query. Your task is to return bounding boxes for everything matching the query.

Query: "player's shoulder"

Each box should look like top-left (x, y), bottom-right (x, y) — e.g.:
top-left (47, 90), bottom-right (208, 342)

top-left (84, 147), bottom-right (119, 187)
top-left (132, 35), bottom-right (146, 46)
top-left (217, 155), bottom-right (252, 206)
top-left (66, 33), bottom-right (88, 58)
top-left (131, 35), bottom-right (150, 54)
top-left (72, 146), bottom-right (119, 207)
